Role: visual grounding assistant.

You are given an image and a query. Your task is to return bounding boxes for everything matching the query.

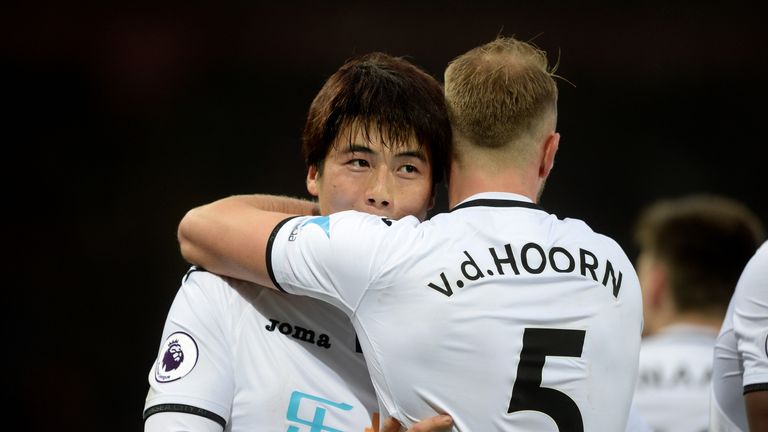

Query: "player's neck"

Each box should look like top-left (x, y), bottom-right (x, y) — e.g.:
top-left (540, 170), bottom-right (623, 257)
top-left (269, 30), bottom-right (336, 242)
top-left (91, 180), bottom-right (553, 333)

top-left (447, 162), bottom-right (539, 208)
top-left (649, 308), bottom-right (725, 335)
top-left (665, 311), bottom-right (726, 333)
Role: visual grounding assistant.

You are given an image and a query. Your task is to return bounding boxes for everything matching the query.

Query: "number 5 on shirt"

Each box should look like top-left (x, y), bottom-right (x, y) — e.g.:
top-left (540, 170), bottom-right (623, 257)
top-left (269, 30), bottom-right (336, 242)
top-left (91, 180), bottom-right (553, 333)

top-left (508, 328), bottom-right (586, 432)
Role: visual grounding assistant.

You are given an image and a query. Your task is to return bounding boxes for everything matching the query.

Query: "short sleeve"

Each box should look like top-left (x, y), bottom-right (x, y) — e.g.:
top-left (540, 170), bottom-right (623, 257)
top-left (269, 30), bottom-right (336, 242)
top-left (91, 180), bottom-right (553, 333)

top-left (734, 243), bottom-right (768, 393)
top-left (143, 269), bottom-right (235, 426)
top-left (144, 411), bottom-right (224, 432)
top-left (267, 211), bottom-right (418, 316)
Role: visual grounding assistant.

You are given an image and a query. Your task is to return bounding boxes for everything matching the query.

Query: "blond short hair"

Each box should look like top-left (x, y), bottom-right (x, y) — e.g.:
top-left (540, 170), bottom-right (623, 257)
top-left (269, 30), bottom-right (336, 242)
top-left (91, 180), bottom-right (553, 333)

top-left (445, 37), bottom-right (558, 157)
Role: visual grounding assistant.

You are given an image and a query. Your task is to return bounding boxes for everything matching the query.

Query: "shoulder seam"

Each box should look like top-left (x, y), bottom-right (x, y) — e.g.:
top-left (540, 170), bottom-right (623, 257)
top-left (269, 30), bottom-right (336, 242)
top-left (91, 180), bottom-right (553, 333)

top-left (183, 266), bottom-right (208, 283)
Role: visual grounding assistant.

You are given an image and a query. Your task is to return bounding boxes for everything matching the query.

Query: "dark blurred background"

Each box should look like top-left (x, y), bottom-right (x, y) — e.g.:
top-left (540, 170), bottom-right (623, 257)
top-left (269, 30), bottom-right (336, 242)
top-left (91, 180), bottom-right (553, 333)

top-left (3, 1), bottom-right (765, 430)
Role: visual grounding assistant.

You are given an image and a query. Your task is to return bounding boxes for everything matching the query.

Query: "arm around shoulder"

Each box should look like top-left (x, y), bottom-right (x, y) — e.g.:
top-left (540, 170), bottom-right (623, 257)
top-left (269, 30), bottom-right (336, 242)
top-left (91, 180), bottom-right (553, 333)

top-left (178, 194), bottom-right (309, 288)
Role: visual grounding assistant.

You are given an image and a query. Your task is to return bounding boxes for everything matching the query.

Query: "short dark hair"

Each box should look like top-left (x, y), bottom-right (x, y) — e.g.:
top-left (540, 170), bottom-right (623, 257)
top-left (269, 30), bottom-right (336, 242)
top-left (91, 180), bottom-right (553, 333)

top-left (634, 194), bottom-right (765, 313)
top-left (302, 52), bottom-right (452, 186)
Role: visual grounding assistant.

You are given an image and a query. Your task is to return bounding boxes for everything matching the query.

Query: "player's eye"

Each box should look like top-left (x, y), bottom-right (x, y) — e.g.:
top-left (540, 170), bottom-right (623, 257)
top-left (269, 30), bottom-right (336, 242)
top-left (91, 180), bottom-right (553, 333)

top-left (347, 159), bottom-right (370, 168)
top-left (398, 164), bottom-right (419, 175)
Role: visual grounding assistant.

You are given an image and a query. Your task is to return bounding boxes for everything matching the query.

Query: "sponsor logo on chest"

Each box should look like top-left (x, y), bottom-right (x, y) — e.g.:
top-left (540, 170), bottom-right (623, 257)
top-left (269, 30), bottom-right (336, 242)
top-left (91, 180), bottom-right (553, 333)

top-left (265, 318), bottom-right (331, 349)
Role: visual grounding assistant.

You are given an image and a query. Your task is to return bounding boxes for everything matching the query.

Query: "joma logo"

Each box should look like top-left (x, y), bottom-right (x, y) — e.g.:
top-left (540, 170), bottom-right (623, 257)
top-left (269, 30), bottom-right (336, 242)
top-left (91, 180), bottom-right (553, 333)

top-left (265, 318), bottom-right (331, 349)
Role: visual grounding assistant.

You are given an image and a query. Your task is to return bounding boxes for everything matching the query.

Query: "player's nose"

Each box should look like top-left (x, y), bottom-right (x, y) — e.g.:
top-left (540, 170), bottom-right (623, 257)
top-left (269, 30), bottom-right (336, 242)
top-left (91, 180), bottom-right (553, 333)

top-left (365, 169), bottom-right (392, 209)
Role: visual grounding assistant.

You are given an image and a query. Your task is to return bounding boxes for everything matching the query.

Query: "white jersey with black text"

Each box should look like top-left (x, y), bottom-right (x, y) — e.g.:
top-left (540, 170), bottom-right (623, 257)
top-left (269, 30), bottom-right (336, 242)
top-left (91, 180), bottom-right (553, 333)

top-left (632, 324), bottom-right (717, 432)
top-left (144, 268), bottom-right (378, 432)
top-left (710, 241), bottom-right (768, 432)
top-left (268, 192), bottom-right (643, 431)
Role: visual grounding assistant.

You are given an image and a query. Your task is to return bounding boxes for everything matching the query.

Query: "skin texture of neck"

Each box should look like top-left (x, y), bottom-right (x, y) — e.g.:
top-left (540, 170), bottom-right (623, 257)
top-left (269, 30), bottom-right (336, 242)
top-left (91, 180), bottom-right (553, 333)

top-left (447, 131), bottom-right (559, 208)
top-left (447, 159), bottom-right (540, 208)
top-left (662, 311), bottom-right (726, 334)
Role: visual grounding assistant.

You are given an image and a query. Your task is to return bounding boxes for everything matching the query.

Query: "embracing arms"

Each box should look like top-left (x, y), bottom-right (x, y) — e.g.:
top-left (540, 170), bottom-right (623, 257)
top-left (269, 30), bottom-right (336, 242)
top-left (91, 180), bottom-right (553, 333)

top-left (178, 194), bottom-right (315, 288)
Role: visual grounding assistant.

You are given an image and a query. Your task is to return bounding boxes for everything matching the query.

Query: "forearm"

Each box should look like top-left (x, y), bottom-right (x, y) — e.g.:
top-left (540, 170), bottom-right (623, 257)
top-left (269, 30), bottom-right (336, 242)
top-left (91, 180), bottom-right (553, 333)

top-left (229, 194), bottom-right (319, 216)
top-left (178, 195), bottom-right (297, 287)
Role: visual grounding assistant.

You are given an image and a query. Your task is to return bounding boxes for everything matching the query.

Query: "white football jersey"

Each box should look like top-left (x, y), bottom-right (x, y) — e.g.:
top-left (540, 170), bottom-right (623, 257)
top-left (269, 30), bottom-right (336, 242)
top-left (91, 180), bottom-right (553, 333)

top-left (626, 406), bottom-right (653, 432)
top-left (632, 324), bottom-right (717, 432)
top-left (710, 241), bottom-right (768, 432)
top-left (144, 268), bottom-right (379, 432)
top-left (269, 192), bottom-right (643, 431)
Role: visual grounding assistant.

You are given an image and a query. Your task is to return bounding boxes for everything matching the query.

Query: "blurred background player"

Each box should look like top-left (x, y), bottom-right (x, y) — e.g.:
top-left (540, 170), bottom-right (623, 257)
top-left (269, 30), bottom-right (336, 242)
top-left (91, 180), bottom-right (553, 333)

top-left (711, 240), bottom-right (768, 431)
top-left (144, 52), bottom-right (453, 432)
top-left (630, 194), bottom-right (764, 431)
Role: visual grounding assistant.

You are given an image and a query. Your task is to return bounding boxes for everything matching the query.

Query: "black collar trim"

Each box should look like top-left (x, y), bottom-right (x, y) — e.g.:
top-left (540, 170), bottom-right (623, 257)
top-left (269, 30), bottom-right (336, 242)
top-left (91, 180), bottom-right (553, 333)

top-left (450, 198), bottom-right (547, 213)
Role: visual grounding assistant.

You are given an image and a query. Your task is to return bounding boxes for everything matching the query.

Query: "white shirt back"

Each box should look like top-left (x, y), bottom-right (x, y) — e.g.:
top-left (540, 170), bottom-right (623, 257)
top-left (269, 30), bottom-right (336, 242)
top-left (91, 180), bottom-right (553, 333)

top-left (633, 324), bottom-right (716, 432)
top-left (144, 269), bottom-right (378, 431)
top-left (270, 192), bottom-right (643, 431)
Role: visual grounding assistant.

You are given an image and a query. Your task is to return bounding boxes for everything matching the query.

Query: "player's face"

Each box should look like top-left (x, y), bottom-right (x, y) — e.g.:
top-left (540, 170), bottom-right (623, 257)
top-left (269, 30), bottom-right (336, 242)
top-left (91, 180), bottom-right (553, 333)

top-left (307, 126), bottom-right (434, 221)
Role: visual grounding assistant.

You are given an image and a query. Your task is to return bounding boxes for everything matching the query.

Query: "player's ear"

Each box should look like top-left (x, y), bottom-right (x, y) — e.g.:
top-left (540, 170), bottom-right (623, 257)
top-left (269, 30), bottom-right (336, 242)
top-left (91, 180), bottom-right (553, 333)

top-left (539, 132), bottom-right (560, 179)
top-left (306, 164), bottom-right (320, 197)
top-left (648, 260), bottom-right (669, 308)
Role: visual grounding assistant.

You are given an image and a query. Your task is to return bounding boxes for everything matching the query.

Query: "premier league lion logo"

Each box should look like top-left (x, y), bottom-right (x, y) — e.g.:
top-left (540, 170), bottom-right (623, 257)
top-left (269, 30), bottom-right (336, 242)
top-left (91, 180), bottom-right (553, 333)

top-left (162, 340), bottom-right (184, 372)
top-left (155, 331), bottom-right (198, 382)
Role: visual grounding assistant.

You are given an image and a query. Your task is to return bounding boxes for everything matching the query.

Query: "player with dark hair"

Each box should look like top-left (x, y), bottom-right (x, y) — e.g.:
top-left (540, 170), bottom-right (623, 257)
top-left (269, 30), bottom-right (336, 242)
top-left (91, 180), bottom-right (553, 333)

top-left (630, 194), bottom-right (764, 431)
top-left (144, 52), bottom-right (453, 432)
top-left (177, 37), bottom-right (643, 430)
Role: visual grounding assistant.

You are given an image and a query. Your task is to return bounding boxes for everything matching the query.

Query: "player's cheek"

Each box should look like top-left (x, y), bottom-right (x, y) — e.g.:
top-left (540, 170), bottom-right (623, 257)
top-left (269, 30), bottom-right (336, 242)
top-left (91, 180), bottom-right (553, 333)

top-left (405, 187), bottom-right (432, 216)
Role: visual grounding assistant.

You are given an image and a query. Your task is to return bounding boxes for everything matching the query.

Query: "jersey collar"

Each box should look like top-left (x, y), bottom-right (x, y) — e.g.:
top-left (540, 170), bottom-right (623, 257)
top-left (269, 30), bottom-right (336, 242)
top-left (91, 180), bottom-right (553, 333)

top-left (449, 192), bottom-right (547, 213)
